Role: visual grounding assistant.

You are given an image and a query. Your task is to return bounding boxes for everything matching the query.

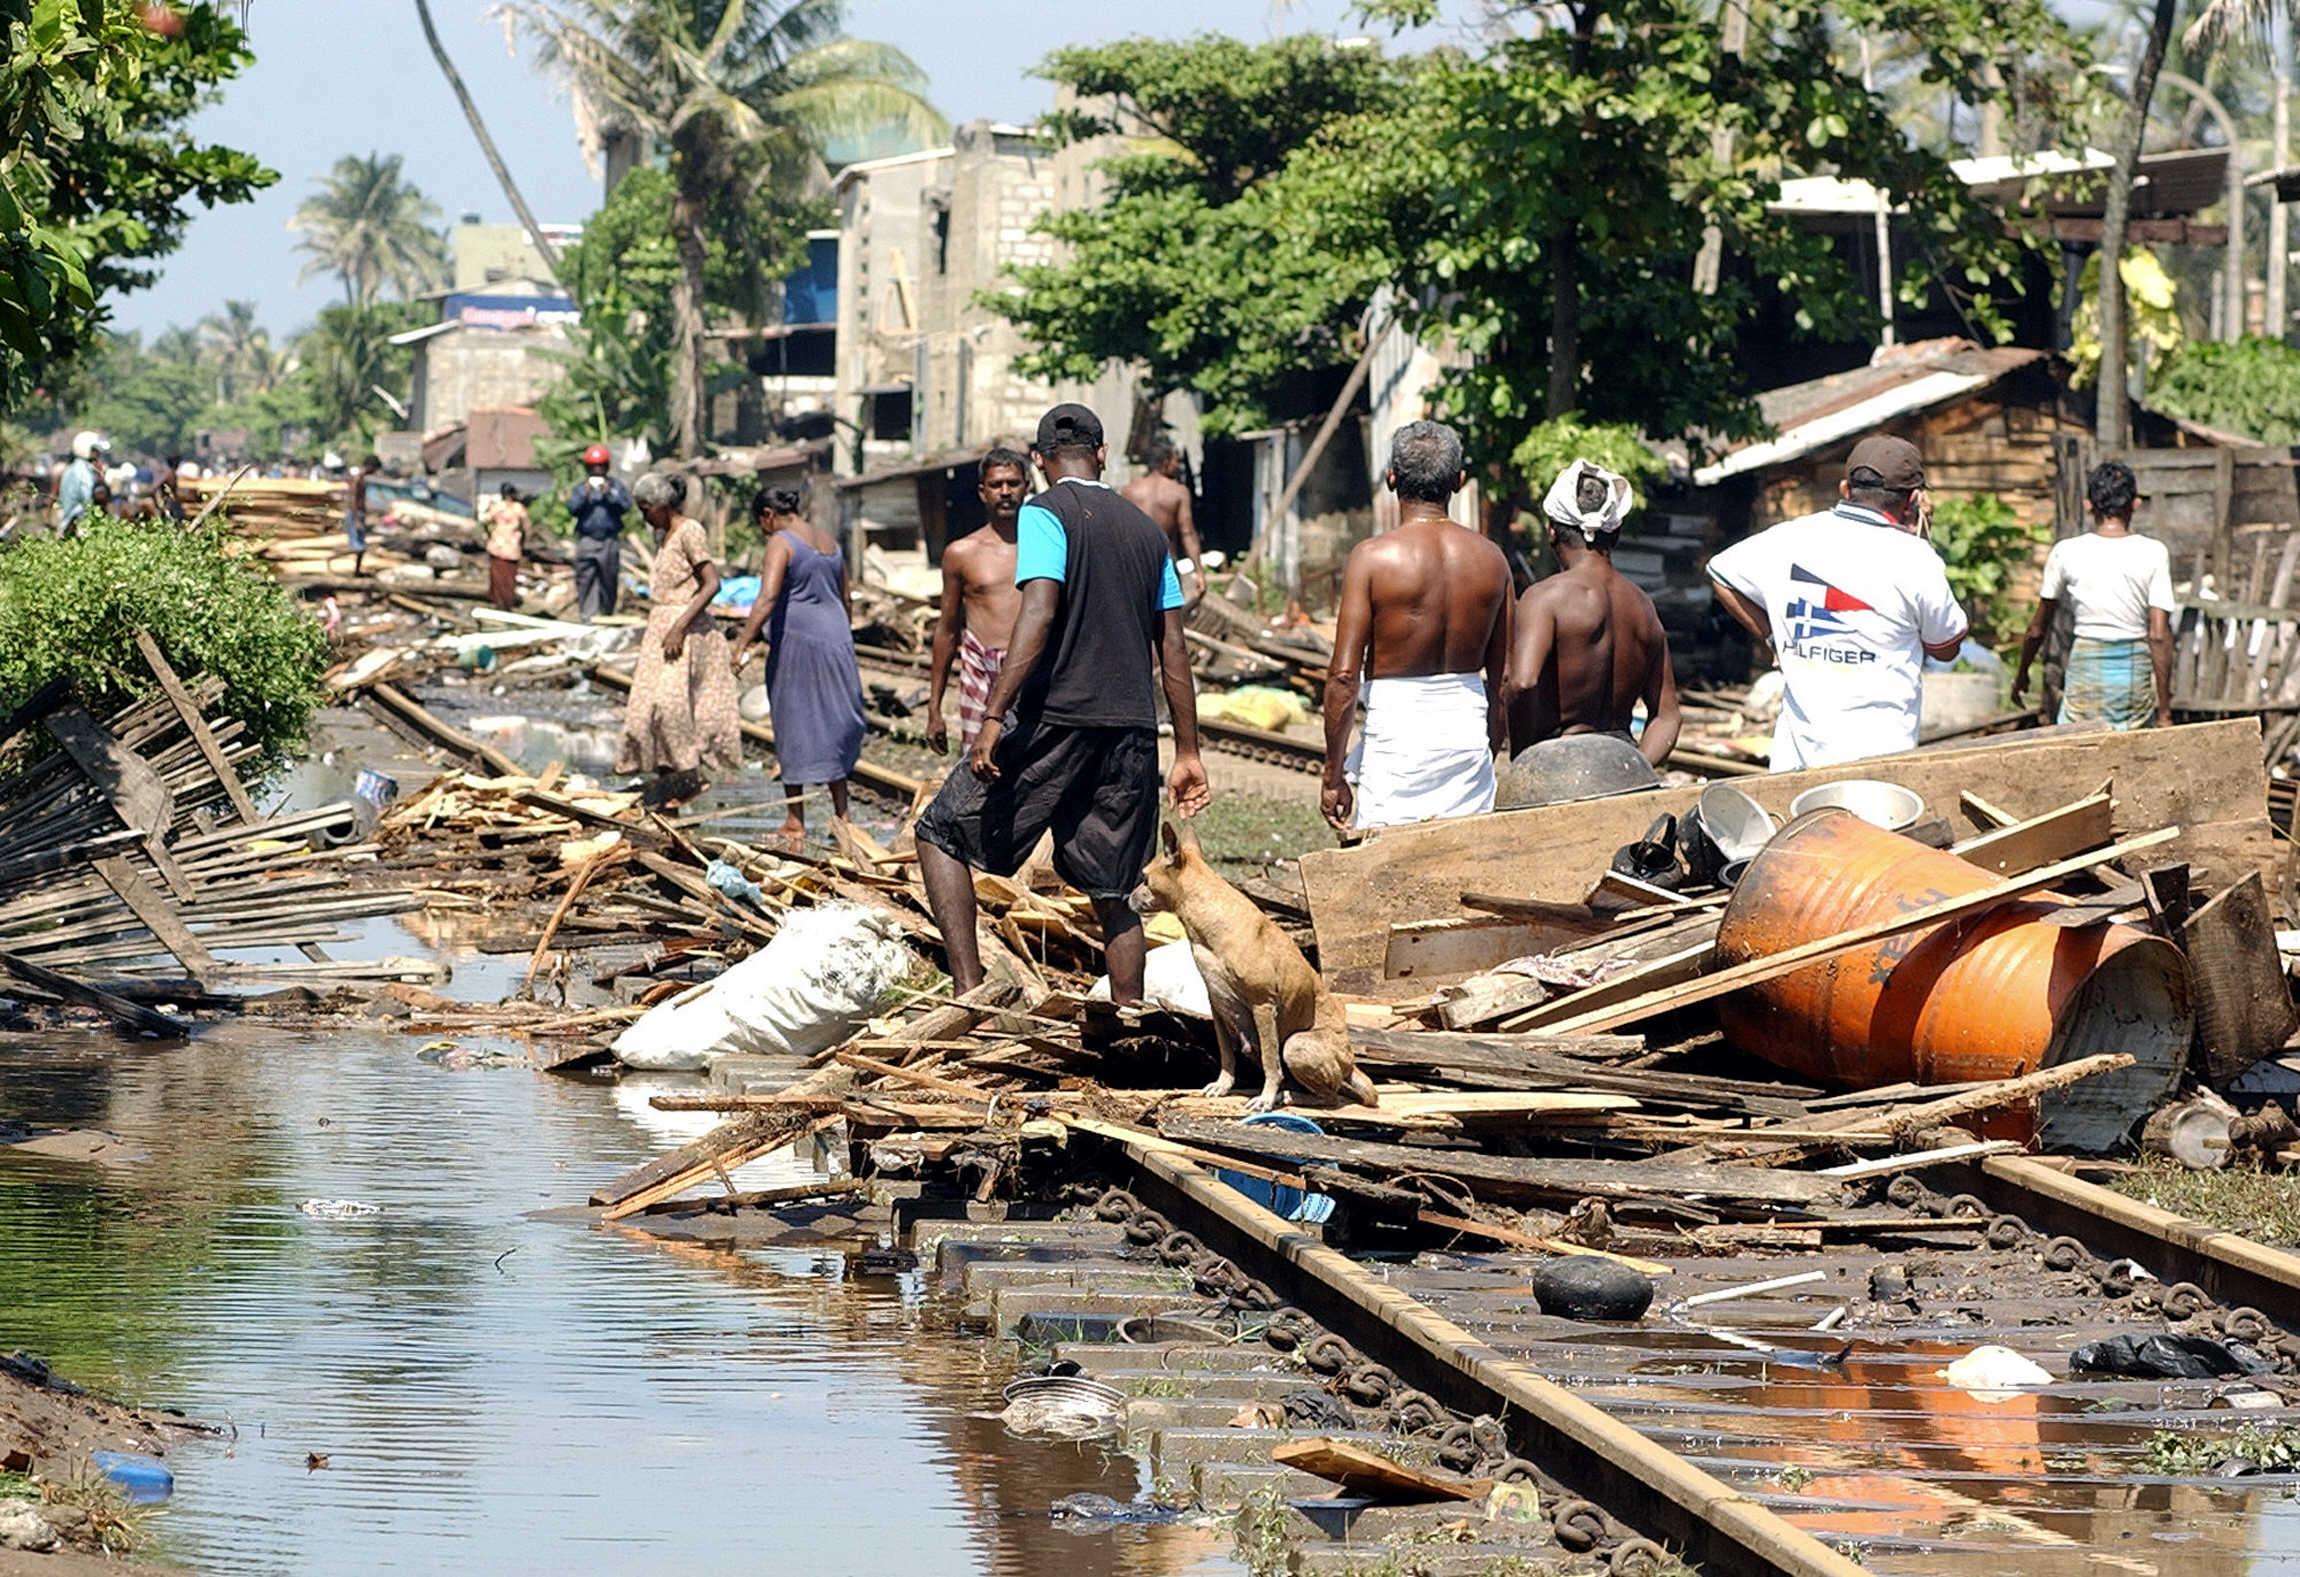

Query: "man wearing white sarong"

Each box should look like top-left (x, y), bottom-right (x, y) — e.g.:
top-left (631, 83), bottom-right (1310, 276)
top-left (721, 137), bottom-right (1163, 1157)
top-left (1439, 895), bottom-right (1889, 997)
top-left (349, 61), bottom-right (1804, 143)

top-left (1321, 421), bottom-right (1513, 833)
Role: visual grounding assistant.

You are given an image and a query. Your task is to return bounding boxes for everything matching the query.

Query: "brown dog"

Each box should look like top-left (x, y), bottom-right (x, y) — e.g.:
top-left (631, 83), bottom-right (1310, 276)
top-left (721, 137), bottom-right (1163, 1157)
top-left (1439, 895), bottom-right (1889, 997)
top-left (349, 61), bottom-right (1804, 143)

top-left (1130, 821), bottom-right (1376, 1112)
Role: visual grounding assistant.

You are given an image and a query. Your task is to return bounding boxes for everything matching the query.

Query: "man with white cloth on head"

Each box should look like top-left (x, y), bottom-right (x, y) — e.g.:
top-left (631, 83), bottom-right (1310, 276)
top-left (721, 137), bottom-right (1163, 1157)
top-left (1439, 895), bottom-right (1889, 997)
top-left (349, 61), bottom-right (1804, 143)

top-left (1321, 420), bottom-right (1513, 833)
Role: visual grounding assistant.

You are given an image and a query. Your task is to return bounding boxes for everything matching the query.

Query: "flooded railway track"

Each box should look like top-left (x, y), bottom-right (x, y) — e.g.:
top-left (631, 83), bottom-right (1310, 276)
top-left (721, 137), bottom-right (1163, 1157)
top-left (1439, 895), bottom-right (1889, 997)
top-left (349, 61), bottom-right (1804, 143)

top-left (1040, 1129), bottom-right (2300, 1576)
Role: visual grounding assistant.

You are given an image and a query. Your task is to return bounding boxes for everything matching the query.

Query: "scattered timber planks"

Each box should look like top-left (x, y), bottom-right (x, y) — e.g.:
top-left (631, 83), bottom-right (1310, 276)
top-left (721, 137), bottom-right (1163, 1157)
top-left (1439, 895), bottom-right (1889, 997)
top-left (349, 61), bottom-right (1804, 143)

top-left (1155, 1117), bottom-right (1840, 1210)
top-left (362, 682), bottom-right (523, 778)
top-left (1346, 1026), bottom-right (1812, 1117)
top-left (1299, 720), bottom-right (2275, 991)
top-left (589, 975), bottom-right (1024, 1215)
top-left (0, 951), bottom-right (188, 1038)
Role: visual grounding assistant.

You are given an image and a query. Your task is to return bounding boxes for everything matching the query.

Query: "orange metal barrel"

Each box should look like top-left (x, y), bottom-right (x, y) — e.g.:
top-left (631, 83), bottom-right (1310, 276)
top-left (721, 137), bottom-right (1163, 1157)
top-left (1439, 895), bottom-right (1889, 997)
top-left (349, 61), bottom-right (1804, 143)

top-left (1714, 808), bottom-right (2191, 1151)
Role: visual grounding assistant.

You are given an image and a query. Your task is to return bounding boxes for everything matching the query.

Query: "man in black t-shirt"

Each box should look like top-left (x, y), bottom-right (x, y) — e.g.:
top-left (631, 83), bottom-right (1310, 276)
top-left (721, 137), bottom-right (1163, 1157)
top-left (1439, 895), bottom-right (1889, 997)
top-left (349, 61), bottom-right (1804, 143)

top-left (916, 403), bottom-right (1212, 1002)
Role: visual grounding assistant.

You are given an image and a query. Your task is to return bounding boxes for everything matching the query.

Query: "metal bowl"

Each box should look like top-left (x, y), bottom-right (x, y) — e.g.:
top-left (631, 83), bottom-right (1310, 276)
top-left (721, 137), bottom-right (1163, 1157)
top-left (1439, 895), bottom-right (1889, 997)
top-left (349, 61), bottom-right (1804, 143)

top-left (1788, 780), bottom-right (1924, 833)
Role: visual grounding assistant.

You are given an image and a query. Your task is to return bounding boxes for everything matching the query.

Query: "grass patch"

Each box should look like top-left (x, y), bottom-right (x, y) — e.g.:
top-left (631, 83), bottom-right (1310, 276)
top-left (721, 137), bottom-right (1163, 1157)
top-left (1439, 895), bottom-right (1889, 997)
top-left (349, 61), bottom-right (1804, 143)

top-left (1189, 790), bottom-right (1331, 879)
top-left (43, 1465), bottom-right (153, 1555)
top-left (0, 1472), bottom-right (35, 1500)
top-left (2108, 1159), bottom-right (2300, 1244)
top-left (1233, 1484), bottom-right (1293, 1577)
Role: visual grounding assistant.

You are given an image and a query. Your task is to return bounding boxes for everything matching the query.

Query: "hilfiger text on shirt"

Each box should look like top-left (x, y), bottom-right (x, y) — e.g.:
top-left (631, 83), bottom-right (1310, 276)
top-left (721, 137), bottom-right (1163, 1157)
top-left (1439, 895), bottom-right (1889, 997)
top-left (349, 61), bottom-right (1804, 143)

top-left (1781, 561), bottom-right (1881, 664)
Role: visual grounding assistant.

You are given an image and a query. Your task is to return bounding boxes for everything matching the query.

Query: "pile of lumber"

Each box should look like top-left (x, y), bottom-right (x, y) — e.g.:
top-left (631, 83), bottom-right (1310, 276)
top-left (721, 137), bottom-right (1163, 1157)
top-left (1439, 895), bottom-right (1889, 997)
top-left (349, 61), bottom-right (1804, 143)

top-left (582, 718), bottom-right (2300, 1240)
top-left (0, 634), bottom-right (432, 1021)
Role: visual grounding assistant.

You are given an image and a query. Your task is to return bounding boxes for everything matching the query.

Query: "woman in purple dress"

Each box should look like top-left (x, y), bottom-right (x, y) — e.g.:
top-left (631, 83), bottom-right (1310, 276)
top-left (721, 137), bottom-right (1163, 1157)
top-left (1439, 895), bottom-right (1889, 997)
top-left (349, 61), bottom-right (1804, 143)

top-left (733, 483), bottom-right (865, 844)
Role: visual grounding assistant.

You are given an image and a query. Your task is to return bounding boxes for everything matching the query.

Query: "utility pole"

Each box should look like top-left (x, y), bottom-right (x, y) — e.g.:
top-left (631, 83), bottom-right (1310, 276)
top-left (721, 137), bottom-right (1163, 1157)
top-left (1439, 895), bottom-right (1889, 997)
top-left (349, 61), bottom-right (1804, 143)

top-left (2273, 11), bottom-right (2291, 339)
top-left (1862, 38), bottom-right (1895, 345)
top-left (1691, 0), bottom-right (1749, 296)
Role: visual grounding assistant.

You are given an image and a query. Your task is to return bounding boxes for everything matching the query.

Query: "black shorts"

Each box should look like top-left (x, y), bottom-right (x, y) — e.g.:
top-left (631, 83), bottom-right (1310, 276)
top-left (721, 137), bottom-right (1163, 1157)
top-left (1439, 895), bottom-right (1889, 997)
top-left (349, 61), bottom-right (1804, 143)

top-left (915, 721), bottom-right (1160, 901)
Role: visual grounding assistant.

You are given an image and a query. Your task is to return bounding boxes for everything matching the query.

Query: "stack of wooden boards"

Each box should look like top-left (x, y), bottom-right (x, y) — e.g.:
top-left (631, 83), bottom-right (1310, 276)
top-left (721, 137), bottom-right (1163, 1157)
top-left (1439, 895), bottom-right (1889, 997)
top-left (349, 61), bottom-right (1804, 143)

top-left (0, 633), bottom-right (435, 1024)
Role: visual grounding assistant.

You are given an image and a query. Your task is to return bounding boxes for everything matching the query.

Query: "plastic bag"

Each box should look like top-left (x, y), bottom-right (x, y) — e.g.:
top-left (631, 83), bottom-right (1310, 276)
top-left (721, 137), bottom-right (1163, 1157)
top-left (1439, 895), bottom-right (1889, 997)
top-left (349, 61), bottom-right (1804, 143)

top-left (612, 902), bottom-right (914, 1070)
top-left (1087, 941), bottom-right (1212, 1019)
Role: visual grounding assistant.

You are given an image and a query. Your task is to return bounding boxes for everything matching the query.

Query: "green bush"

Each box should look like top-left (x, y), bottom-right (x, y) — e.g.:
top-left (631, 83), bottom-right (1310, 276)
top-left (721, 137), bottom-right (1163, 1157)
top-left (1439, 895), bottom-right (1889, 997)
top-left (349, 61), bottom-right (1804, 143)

top-left (1511, 415), bottom-right (1670, 514)
top-left (0, 519), bottom-right (328, 780)
top-left (2148, 337), bottom-right (2300, 444)
top-left (1928, 493), bottom-right (2048, 649)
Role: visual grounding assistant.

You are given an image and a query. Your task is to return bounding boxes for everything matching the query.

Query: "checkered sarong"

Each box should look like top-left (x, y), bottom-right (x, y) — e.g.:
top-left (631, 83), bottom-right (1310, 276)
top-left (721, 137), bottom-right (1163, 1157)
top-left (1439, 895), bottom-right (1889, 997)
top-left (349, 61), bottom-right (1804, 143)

top-left (2059, 636), bottom-right (2154, 730)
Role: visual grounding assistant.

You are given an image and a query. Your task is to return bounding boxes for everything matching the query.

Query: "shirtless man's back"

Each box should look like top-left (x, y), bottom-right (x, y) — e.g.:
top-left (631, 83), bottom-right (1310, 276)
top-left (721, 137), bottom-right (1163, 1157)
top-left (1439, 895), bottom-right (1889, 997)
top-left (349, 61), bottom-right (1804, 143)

top-left (1120, 435), bottom-right (1205, 602)
top-left (1322, 421), bottom-right (1513, 832)
top-left (1505, 462), bottom-right (1680, 767)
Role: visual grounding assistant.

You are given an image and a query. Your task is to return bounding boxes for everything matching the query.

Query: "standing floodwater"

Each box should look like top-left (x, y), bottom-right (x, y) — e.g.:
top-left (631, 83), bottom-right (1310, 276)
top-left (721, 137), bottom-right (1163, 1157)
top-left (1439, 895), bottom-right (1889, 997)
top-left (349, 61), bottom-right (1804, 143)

top-left (0, 1025), bottom-right (1238, 1576)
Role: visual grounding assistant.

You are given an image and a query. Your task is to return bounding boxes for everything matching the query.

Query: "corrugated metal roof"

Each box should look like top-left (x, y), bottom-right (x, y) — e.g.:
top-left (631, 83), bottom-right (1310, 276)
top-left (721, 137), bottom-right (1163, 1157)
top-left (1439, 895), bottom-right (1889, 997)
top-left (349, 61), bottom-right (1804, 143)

top-left (1692, 340), bottom-right (2048, 485)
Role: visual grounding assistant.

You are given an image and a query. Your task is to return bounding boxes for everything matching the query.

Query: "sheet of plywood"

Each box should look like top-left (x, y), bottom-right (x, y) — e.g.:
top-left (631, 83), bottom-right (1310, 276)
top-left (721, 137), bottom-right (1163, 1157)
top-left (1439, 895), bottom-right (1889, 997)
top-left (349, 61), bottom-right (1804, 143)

top-left (1300, 719), bottom-right (2276, 993)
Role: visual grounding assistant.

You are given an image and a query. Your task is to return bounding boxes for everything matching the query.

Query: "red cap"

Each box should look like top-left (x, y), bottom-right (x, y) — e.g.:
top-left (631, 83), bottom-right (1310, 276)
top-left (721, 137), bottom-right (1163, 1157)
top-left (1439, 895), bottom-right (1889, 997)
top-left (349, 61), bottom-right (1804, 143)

top-left (582, 444), bottom-right (611, 468)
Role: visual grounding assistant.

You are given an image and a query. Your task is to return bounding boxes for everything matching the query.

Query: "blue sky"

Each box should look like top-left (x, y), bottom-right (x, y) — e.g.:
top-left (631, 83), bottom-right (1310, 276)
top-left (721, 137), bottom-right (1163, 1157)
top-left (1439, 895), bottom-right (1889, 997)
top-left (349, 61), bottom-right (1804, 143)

top-left (115, 0), bottom-right (1475, 339)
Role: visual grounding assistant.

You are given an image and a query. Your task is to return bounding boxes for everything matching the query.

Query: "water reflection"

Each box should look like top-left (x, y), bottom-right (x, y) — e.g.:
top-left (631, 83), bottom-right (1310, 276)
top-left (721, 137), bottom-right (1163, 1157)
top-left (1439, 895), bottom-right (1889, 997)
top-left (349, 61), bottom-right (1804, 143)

top-left (0, 1029), bottom-right (1239, 1576)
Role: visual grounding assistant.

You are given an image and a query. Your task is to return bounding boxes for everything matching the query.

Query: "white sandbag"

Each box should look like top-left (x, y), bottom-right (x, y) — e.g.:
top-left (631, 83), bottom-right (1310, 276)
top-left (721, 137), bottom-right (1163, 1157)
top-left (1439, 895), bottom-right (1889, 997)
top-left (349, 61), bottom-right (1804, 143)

top-left (613, 903), bottom-right (915, 1071)
top-left (1087, 941), bottom-right (1212, 1020)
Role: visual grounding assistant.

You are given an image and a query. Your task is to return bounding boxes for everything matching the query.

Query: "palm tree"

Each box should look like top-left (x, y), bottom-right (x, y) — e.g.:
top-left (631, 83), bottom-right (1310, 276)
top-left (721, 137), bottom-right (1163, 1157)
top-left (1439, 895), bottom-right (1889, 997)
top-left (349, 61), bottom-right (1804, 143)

top-left (200, 298), bottom-right (272, 402)
top-left (502, 0), bottom-right (944, 455)
top-left (413, 0), bottom-right (563, 281)
top-left (289, 153), bottom-right (449, 307)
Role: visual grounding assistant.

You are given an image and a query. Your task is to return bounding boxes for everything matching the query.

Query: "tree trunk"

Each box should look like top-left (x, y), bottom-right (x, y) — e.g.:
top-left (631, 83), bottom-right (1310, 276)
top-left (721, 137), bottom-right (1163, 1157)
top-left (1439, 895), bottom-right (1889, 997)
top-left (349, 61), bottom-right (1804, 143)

top-left (412, 0), bottom-right (561, 282)
top-left (1548, 6), bottom-right (1601, 418)
top-left (671, 180), bottom-right (710, 457)
top-left (2093, 0), bottom-right (2179, 451)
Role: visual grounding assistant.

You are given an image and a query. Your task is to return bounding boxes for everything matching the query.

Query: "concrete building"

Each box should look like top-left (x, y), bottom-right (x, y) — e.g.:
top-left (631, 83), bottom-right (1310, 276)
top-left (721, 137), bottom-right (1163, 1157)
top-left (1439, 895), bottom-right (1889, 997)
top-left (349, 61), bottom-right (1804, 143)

top-left (391, 274), bottom-right (579, 443)
top-left (830, 119), bottom-right (1141, 559)
top-left (451, 219), bottom-right (583, 291)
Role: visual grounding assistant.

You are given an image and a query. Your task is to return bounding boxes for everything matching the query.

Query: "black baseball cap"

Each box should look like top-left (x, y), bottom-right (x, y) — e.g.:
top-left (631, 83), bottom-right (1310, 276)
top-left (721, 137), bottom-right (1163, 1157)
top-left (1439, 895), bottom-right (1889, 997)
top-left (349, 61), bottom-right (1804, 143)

top-left (1035, 403), bottom-right (1104, 452)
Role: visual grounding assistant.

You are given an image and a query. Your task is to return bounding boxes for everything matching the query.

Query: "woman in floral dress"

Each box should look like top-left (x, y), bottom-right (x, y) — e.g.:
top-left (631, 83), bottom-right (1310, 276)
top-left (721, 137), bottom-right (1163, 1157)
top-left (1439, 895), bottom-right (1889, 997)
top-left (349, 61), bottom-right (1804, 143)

top-left (614, 471), bottom-right (740, 807)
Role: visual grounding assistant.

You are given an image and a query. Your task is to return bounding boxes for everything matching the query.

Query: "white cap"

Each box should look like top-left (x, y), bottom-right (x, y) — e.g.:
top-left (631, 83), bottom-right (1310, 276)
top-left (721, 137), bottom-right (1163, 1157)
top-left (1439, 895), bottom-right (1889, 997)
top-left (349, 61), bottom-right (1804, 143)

top-left (71, 431), bottom-right (108, 459)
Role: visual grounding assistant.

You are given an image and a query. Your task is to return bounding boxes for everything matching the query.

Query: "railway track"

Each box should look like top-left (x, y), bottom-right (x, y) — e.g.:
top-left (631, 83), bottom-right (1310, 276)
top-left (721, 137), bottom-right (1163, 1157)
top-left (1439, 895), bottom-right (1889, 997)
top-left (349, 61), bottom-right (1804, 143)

top-left (1058, 1127), bottom-right (2300, 1577)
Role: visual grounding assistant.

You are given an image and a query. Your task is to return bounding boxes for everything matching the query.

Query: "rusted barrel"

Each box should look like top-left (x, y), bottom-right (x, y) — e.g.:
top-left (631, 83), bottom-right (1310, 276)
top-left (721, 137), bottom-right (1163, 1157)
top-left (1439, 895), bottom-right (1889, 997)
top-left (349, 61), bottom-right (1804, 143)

top-left (1715, 808), bottom-right (2190, 1152)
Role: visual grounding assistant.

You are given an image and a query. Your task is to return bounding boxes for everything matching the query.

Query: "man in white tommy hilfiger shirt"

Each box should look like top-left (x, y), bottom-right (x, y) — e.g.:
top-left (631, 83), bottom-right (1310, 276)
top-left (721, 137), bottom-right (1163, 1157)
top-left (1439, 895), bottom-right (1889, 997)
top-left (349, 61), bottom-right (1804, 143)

top-left (1705, 435), bottom-right (1969, 769)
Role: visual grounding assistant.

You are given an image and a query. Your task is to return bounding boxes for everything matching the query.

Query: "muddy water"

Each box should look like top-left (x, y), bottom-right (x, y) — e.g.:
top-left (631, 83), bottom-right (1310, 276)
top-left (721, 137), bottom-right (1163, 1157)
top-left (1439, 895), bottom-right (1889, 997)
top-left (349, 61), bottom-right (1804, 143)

top-left (0, 1020), bottom-right (1235, 1576)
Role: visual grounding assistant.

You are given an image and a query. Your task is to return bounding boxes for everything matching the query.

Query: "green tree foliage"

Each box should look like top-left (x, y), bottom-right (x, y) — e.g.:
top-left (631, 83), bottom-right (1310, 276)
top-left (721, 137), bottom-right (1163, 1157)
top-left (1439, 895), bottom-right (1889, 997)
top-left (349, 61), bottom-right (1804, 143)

top-left (0, 517), bottom-right (327, 778)
top-left (1511, 416), bottom-right (1671, 510)
top-left (0, 0), bottom-right (274, 412)
top-left (289, 152), bottom-right (448, 307)
top-left (1383, 0), bottom-right (2090, 465)
top-left (1928, 493), bottom-right (2048, 647)
top-left (991, 35), bottom-right (1406, 436)
top-left (999, 12), bottom-right (2090, 475)
top-left (2145, 335), bottom-right (2300, 442)
top-left (506, 0), bottom-right (944, 456)
top-left (534, 166), bottom-right (804, 462)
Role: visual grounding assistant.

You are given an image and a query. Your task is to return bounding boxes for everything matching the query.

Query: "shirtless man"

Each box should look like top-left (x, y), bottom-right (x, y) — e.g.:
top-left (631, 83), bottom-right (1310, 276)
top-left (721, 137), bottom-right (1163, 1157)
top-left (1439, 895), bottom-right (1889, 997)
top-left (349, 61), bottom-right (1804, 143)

top-left (1505, 459), bottom-right (1681, 768)
top-left (1121, 435), bottom-right (1206, 604)
top-left (1321, 420), bottom-right (1513, 833)
top-left (927, 446), bottom-right (1029, 755)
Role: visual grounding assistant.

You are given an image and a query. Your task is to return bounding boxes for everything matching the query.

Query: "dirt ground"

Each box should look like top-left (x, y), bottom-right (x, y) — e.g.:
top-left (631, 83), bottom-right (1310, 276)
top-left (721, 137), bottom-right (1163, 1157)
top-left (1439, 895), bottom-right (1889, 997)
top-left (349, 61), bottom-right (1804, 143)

top-left (0, 1359), bottom-right (206, 1571)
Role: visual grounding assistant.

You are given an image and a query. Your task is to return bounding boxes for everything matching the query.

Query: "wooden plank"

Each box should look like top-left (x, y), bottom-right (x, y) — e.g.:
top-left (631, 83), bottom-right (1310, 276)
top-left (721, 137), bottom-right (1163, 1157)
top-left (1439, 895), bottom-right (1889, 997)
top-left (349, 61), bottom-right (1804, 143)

top-left (1270, 1438), bottom-right (1492, 1503)
top-left (1513, 826), bottom-right (2179, 1037)
top-left (1949, 791), bottom-right (2113, 876)
top-left (1347, 1026), bottom-right (1809, 1115)
top-left (0, 950), bottom-right (188, 1039)
top-left (92, 856), bottom-right (217, 985)
top-left (588, 976), bottom-right (1023, 1211)
top-left (2183, 871), bottom-right (2299, 1087)
top-left (1299, 720), bottom-right (2276, 991)
top-left (363, 682), bottom-right (524, 779)
top-left (133, 630), bottom-right (255, 822)
top-left (41, 705), bottom-right (172, 842)
top-left (1500, 939), bottom-right (1715, 1032)
top-left (1156, 1117), bottom-right (1839, 1208)
top-left (1383, 915), bottom-right (1598, 980)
